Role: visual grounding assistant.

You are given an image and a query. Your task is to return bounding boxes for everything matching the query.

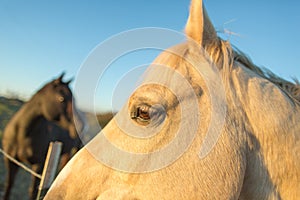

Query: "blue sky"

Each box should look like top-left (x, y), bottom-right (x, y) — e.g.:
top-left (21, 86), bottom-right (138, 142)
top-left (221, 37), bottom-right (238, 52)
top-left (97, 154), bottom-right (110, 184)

top-left (0, 0), bottom-right (299, 112)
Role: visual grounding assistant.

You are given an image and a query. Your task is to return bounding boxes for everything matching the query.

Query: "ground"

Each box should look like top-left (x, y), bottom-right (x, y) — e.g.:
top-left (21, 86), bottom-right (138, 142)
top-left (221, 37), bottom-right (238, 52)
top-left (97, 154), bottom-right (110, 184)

top-left (0, 142), bottom-right (31, 200)
top-left (0, 97), bottom-right (29, 199)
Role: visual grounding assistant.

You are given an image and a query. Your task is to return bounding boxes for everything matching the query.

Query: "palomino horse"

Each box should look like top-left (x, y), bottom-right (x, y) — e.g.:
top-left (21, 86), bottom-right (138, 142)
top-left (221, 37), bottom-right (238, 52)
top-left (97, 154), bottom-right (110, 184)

top-left (45, 0), bottom-right (300, 199)
top-left (2, 73), bottom-right (85, 200)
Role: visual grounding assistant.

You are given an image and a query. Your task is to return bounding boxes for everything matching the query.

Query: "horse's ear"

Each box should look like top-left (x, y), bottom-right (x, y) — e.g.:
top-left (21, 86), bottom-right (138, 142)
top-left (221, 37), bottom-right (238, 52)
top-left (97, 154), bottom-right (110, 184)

top-left (185, 0), bottom-right (217, 46)
top-left (65, 77), bottom-right (74, 85)
top-left (53, 72), bottom-right (66, 85)
top-left (54, 72), bottom-right (66, 84)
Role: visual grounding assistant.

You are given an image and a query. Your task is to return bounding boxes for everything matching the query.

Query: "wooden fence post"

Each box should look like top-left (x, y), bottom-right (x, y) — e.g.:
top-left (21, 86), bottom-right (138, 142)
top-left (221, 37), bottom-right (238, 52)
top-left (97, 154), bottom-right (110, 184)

top-left (36, 141), bottom-right (62, 200)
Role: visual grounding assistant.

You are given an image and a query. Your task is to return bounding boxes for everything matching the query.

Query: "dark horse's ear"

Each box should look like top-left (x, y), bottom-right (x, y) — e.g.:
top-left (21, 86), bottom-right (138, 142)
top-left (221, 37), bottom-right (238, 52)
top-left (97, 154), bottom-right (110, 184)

top-left (54, 72), bottom-right (66, 85)
top-left (65, 77), bottom-right (74, 85)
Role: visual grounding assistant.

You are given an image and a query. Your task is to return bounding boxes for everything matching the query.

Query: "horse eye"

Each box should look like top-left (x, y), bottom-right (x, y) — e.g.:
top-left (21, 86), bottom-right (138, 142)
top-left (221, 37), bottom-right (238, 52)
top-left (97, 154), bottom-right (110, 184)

top-left (58, 96), bottom-right (65, 103)
top-left (131, 105), bottom-right (151, 122)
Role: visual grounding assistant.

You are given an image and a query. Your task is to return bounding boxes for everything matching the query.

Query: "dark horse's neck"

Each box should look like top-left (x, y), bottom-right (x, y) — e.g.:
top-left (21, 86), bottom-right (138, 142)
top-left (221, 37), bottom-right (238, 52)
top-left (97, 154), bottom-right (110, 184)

top-left (5, 92), bottom-right (46, 162)
top-left (14, 93), bottom-right (44, 131)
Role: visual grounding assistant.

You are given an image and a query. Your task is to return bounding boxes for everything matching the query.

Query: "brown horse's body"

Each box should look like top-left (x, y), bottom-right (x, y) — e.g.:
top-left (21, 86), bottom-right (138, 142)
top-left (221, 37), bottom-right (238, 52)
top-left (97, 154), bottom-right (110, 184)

top-left (2, 73), bottom-right (84, 200)
top-left (45, 1), bottom-right (300, 199)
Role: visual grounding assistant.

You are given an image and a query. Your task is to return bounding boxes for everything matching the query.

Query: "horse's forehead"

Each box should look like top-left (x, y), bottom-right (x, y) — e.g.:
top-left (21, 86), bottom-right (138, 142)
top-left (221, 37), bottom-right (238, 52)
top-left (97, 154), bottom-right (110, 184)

top-left (149, 44), bottom-right (213, 88)
top-left (126, 44), bottom-right (214, 110)
top-left (51, 83), bottom-right (72, 97)
top-left (153, 43), bottom-right (206, 65)
top-left (59, 85), bottom-right (72, 96)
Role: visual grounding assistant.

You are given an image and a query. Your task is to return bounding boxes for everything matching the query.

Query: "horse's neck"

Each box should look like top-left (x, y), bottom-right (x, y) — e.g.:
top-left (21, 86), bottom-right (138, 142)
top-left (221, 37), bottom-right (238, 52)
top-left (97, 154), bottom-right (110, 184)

top-left (13, 95), bottom-right (43, 128)
top-left (230, 64), bottom-right (300, 199)
top-left (230, 64), bottom-right (300, 141)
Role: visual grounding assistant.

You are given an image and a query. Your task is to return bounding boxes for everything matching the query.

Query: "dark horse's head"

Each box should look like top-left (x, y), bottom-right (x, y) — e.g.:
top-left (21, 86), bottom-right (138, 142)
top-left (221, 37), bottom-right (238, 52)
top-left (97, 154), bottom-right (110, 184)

top-left (36, 72), bottom-right (79, 139)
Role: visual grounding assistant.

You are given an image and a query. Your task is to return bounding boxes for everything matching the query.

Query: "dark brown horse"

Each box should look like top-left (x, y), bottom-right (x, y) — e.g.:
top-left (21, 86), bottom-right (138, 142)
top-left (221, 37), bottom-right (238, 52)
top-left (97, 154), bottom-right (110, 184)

top-left (1, 73), bottom-right (85, 200)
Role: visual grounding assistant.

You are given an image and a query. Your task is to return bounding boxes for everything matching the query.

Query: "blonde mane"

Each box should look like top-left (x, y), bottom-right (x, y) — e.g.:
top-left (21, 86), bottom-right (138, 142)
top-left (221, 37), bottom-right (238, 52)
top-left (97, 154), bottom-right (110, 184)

top-left (205, 38), bottom-right (300, 104)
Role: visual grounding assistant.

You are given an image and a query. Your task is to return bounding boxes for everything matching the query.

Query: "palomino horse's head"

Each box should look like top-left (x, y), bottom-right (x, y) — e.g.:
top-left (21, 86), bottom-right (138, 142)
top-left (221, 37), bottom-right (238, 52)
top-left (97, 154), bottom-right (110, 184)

top-left (37, 72), bottom-right (79, 139)
top-left (45, 0), bottom-right (300, 199)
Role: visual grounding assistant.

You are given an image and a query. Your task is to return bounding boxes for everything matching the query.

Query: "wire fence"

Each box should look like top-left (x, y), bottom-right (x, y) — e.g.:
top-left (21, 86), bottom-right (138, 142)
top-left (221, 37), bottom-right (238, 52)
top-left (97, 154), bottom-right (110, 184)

top-left (0, 142), bottom-right (62, 200)
top-left (0, 148), bottom-right (42, 179)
